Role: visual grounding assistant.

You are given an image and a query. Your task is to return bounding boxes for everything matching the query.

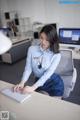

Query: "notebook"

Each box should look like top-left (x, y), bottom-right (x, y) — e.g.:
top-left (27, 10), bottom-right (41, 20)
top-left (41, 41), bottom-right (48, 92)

top-left (1, 88), bottom-right (31, 103)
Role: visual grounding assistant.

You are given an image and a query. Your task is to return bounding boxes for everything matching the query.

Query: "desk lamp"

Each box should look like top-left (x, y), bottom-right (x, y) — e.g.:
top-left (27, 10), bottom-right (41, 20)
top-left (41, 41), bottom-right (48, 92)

top-left (0, 32), bottom-right (12, 55)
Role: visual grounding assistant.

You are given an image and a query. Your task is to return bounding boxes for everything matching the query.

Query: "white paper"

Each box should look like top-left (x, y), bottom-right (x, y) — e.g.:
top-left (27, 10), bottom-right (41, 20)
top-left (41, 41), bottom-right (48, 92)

top-left (1, 88), bottom-right (31, 103)
top-left (72, 34), bottom-right (79, 41)
top-left (63, 31), bottom-right (72, 37)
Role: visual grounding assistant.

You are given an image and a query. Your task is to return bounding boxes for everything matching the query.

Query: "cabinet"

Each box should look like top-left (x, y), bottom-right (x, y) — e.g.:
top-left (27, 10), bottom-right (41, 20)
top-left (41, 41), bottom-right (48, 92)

top-left (19, 17), bottom-right (33, 38)
top-left (0, 10), bottom-right (33, 40)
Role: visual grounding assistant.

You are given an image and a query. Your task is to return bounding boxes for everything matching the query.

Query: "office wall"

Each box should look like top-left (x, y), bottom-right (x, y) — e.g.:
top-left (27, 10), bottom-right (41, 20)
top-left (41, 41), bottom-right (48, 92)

top-left (0, 0), bottom-right (80, 28)
top-left (6, 0), bottom-right (33, 17)
top-left (5, 0), bottom-right (46, 23)
top-left (0, 0), bottom-right (9, 12)
top-left (45, 0), bottom-right (80, 28)
top-left (0, 0), bottom-right (9, 27)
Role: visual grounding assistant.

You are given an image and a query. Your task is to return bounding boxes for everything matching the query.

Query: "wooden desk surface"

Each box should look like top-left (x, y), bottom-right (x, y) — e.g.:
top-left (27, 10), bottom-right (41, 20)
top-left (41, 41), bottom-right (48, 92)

top-left (0, 80), bottom-right (80, 120)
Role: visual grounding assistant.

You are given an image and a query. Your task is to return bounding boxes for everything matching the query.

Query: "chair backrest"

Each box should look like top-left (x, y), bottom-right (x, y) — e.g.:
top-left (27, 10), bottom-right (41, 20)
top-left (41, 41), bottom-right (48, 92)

top-left (55, 50), bottom-right (74, 76)
top-left (55, 50), bottom-right (75, 98)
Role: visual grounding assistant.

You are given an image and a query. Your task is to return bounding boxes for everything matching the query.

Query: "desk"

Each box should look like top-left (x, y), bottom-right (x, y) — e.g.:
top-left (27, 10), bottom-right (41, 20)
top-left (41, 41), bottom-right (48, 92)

top-left (72, 50), bottom-right (80, 60)
top-left (60, 44), bottom-right (80, 60)
top-left (0, 80), bottom-right (80, 120)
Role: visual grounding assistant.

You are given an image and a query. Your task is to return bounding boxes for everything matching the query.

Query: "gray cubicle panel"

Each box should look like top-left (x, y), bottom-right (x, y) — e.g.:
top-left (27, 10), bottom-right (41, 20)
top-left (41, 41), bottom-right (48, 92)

top-left (2, 40), bottom-right (31, 63)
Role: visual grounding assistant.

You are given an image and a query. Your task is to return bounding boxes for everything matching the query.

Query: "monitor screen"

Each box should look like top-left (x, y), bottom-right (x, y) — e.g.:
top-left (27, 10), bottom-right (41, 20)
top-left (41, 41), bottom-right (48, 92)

top-left (59, 28), bottom-right (80, 45)
top-left (0, 28), bottom-right (9, 37)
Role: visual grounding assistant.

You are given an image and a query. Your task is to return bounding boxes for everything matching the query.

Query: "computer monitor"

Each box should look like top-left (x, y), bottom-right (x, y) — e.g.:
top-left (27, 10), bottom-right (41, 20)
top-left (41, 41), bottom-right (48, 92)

top-left (34, 23), bottom-right (57, 39)
top-left (47, 23), bottom-right (57, 30)
top-left (59, 28), bottom-right (80, 49)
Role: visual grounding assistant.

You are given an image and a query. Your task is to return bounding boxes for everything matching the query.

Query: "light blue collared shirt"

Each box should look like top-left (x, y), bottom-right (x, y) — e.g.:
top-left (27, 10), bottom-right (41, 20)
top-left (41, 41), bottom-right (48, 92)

top-left (21, 45), bottom-right (61, 88)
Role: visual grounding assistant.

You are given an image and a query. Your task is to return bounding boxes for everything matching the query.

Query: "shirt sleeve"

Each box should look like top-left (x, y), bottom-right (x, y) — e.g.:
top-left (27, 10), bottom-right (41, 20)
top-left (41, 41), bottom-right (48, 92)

top-left (21, 46), bottom-right (32, 83)
top-left (33, 53), bottom-right (61, 88)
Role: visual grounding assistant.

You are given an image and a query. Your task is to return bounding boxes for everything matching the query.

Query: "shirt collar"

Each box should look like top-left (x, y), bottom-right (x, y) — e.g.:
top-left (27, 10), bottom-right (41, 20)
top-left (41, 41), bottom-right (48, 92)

top-left (39, 45), bottom-right (51, 53)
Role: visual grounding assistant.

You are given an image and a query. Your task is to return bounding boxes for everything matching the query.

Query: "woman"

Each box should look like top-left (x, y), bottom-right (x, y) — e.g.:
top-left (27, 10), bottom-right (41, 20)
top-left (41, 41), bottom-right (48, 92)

top-left (13, 25), bottom-right (64, 96)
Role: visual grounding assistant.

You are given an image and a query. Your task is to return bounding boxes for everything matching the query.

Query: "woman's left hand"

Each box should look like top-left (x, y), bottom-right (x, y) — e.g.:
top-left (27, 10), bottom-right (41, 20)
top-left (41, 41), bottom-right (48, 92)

top-left (22, 86), bottom-right (35, 94)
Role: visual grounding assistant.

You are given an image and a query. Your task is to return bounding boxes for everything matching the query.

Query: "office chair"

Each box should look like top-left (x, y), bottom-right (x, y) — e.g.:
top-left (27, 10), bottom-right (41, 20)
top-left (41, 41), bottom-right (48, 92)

top-left (55, 49), bottom-right (77, 98)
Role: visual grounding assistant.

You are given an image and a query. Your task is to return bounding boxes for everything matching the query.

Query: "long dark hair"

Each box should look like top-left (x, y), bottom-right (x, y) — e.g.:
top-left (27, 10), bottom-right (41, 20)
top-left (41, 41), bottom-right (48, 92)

top-left (40, 25), bottom-right (60, 53)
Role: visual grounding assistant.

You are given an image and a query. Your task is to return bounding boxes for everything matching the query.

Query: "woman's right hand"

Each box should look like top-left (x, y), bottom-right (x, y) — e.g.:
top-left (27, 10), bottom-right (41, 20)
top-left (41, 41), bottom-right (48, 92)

top-left (13, 82), bottom-right (24, 92)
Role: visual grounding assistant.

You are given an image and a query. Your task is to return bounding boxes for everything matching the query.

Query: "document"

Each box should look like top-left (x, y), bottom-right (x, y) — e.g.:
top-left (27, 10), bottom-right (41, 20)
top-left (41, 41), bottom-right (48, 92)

top-left (63, 31), bottom-right (72, 37)
top-left (1, 88), bottom-right (31, 103)
top-left (72, 34), bottom-right (79, 41)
